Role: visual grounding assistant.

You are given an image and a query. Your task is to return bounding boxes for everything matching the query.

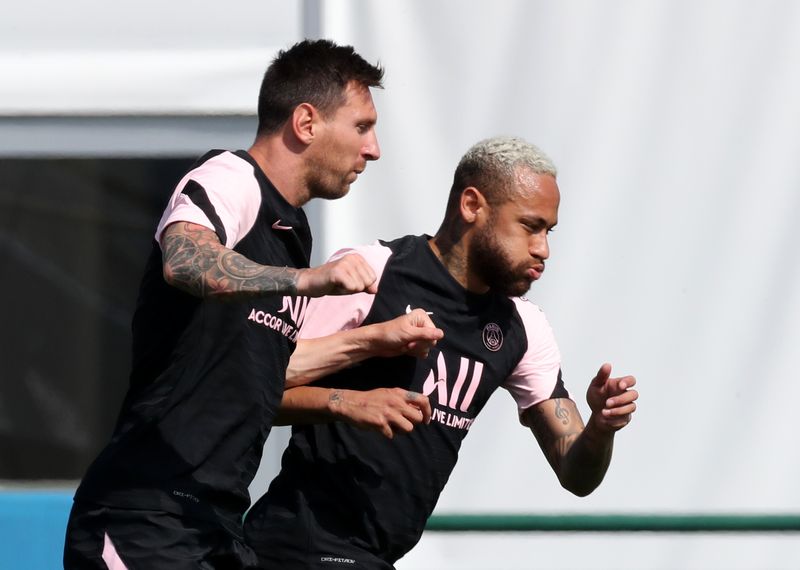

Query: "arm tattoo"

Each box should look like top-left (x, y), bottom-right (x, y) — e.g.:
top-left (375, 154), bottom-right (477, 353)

top-left (528, 399), bottom-right (613, 494)
top-left (555, 398), bottom-right (570, 425)
top-left (528, 402), bottom-right (580, 470)
top-left (162, 223), bottom-right (298, 299)
top-left (328, 390), bottom-right (344, 415)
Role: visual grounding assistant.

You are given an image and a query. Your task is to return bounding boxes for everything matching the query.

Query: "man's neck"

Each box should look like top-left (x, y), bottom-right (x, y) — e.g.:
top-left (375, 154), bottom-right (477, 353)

top-left (428, 232), bottom-right (488, 294)
top-left (247, 137), bottom-right (310, 208)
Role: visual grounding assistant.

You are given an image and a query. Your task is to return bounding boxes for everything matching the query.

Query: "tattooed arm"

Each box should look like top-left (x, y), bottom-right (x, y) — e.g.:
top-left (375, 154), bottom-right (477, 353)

top-left (160, 222), bottom-right (379, 299)
top-left (522, 363), bottom-right (638, 496)
top-left (274, 386), bottom-right (432, 439)
top-left (161, 222), bottom-right (296, 299)
top-left (523, 397), bottom-right (609, 496)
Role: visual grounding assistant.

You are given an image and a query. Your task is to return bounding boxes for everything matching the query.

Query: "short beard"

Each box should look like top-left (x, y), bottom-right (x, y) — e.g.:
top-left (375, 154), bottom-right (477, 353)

top-left (469, 224), bottom-right (533, 297)
top-left (307, 176), bottom-right (350, 201)
top-left (305, 155), bottom-right (350, 201)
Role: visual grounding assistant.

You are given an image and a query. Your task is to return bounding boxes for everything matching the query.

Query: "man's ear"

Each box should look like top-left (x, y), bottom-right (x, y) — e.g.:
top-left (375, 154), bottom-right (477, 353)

top-left (291, 103), bottom-right (318, 145)
top-left (460, 187), bottom-right (488, 224)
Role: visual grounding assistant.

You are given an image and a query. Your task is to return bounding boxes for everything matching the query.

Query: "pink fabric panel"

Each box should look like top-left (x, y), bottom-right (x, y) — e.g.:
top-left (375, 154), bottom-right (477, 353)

top-left (155, 151), bottom-right (262, 248)
top-left (101, 533), bottom-right (129, 570)
top-left (503, 297), bottom-right (568, 420)
top-left (297, 243), bottom-right (393, 340)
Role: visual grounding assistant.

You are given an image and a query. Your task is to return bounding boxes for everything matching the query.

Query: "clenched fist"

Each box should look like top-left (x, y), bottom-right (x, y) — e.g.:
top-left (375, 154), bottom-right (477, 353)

top-left (296, 253), bottom-right (378, 297)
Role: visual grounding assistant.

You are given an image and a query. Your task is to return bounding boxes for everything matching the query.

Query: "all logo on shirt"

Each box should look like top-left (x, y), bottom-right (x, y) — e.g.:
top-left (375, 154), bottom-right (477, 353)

top-left (279, 296), bottom-right (309, 329)
top-left (422, 351), bottom-right (483, 431)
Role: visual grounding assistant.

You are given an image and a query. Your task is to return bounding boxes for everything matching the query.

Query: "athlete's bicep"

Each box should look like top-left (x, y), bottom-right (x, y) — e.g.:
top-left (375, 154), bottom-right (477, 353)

top-left (159, 222), bottom-right (223, 295)
top-left (161, 220), bottom-right (222, 270)
top-left (522, 398), bottom-right (584, 471)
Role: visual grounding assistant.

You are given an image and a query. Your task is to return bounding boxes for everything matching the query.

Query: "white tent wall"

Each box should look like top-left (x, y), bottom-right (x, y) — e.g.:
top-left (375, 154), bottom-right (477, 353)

top-left (3, 1), bottom-right (799, 568)
top-left (0, 0), bottom-right (303, 115)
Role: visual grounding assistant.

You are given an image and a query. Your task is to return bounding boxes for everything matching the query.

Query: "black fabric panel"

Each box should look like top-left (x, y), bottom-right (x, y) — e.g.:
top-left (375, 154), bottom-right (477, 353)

top-left (0, 156), bottom-right (195, 479)
top-left (181, 179), bottom-right (228, 246)
top-left (549, 368), bottom-right (570, 399)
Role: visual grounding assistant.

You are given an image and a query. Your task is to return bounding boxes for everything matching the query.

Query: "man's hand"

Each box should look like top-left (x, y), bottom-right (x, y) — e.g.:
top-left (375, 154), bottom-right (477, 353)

top-left (285, 309), bottom-right (443, 388)
top-left (586, 363), bottom-right (638, 433)
top-left (372, 308), bottom-right (444, 358)
top-left (328, 388), bottom-right (432, 439)
top-left (524, 364), bottom-right (637, 497)
top-left (295, 253), bottom-right (378, 297)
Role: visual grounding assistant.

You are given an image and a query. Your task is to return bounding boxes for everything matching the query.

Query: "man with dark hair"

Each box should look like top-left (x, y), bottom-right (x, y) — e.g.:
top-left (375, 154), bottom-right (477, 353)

top-left (256, 39), bottom-right (385, 137)
top-left (63, 39), bottom-right (442, 569)
top-left (244, 136), bottom-right (639, 569)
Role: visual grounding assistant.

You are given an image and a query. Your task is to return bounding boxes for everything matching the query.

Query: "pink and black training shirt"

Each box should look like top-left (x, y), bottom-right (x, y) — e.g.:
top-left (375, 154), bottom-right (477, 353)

top-left (75, 149), bottom-right (311, 537)
top-left (244, 234), bottom-right (571, 568)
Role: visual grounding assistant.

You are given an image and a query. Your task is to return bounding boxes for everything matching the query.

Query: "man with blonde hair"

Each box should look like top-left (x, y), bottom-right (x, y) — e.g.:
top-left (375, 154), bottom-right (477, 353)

top-left (244, 136), bottom-right (639, 569)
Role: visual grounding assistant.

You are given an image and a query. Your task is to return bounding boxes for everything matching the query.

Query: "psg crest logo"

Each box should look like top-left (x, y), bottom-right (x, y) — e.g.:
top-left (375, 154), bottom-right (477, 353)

top-left (482, 323), bottom-right (503, 351)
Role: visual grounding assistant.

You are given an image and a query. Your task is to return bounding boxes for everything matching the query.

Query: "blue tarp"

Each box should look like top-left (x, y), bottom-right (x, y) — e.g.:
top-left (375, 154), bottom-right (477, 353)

top-left (0, 490), bottom-right (72, 569)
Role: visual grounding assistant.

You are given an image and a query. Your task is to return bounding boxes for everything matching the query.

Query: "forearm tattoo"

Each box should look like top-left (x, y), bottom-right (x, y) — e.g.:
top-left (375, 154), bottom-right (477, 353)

top-left (528, 400), bottom-right (580, 469)
top-left (328, 390), bottom-right (345, 416)
top-left (162, 223), bottom-right (298, 299)
top-left (529, 398), bottom-right (612, 492)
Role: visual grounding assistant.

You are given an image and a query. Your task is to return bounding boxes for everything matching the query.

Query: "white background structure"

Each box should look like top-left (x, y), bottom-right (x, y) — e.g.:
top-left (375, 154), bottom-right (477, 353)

top-left (2, 1), bottom-right (799, 568)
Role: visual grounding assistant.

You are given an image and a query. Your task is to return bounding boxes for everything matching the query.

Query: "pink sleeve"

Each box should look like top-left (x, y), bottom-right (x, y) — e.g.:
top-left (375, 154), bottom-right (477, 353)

top-left (503, 297), bottom-right (570, 421)
top-left (297, 243), bottom-right (393, 340)
top-left (155, 152), bottom-right (261, 248)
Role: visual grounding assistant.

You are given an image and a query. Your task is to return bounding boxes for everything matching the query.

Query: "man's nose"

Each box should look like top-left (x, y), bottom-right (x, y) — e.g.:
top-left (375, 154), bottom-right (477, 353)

top-left (363, 132), bottom-right (380, 161)
top-left (531, 234), bottom-right (550, 260)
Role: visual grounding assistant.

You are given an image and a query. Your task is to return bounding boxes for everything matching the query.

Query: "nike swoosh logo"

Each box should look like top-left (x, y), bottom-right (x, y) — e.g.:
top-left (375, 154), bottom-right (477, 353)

top-left (271, 219), bottom-right (293, 231)
top-left (406, 304), bottom-right (434, 316)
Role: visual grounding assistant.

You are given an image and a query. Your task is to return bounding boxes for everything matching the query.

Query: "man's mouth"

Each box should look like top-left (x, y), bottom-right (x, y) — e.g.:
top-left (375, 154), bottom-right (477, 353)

top-left (527, 264), bottom-right (545, 280)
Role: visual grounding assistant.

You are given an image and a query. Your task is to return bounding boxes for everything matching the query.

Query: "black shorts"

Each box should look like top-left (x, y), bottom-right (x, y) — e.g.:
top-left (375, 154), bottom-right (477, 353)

top-left (63, 500), bottom-right (258, 570)
top-left (244, 501), bottom-right (394, 570)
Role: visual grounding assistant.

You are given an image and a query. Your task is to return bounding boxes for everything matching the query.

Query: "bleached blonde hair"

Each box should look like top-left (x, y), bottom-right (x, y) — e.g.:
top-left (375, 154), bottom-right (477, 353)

top-left (448, 136), bottom-right (557, 207)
